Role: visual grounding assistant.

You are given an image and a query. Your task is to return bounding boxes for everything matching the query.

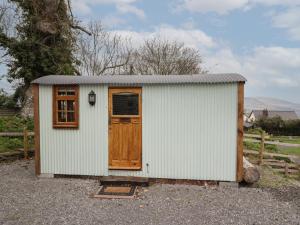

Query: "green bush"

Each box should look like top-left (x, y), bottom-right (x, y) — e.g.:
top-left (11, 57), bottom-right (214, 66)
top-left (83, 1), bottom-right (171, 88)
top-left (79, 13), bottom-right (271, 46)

top-left (0, 137), bottom-right (23, 153)
top-left (255, 117), bottom-right (300, 136)
top-left (0, 116), bottom-right (34, 132)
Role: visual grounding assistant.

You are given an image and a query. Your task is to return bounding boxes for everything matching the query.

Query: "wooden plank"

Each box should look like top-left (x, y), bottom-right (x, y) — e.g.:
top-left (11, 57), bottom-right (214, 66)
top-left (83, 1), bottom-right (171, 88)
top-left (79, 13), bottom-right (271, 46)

top-left (244, 133), bottom-right (270, 139)
top-left (23, 128), bottom-right (29, 160)
top-left (0, 132), bottom-right (34, 137)
top-left (108, 87), bottom-right (142, 170)
top-left (258, 131), bottom-right (265, 165)
top-left (236, 82), bottom-right (244, 182)
top-left (33, 84), bottom-right (40, 175)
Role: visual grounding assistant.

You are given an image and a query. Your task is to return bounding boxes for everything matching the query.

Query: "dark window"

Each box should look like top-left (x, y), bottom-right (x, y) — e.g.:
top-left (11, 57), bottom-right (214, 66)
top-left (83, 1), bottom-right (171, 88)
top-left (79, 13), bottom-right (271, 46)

top-left (112, 93), bottom-right (139, 115)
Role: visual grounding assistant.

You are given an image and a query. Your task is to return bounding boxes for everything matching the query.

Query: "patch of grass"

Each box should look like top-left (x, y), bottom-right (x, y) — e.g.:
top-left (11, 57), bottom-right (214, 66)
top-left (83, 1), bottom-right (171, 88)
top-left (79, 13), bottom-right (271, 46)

top-left (257, 165), bottom-right (295, 188)
top-left (0, 116), bottom-right (34, 153)
top-left (246, 128), bottom-right (263, 135)
top-left (276, 146), bottom-right (300, 156)
top-left (244, 141), bottom-right (279, 153)
top-left (244, 141), bottom-right (260, 151)
top-left (271, 136), bottom-right (300, 144)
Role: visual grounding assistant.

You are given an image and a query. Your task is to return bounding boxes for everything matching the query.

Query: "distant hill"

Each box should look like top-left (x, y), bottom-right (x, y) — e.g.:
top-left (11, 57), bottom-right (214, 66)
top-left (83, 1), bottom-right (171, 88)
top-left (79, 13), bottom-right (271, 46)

top-left (245, 97), bottom-right (300, 117)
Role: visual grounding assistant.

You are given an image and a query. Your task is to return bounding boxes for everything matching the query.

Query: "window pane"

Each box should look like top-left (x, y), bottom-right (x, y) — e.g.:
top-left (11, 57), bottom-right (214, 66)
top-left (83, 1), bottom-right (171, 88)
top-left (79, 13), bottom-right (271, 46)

top-left (113, 93), bottom-right (139, 115)
top-left (66, 90), bottom-right (75, 96)
top-left (58, 87), bottom-right (75, 96)
top-left (67, 100), bottom-right (75, 110)
top-left (58, 90), bottom-right (66, 96)
top-left (67, 112), bottom-right (75, 122)
top-left (58, 111), bottom-right (66, 122)
top-left (58, 100), bottom-right (66, 110)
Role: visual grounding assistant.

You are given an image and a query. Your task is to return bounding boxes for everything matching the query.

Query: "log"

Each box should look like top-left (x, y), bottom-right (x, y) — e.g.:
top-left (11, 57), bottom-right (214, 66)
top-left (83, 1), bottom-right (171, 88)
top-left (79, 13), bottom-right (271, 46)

top-left (243, 156), bottom-right (260, 184)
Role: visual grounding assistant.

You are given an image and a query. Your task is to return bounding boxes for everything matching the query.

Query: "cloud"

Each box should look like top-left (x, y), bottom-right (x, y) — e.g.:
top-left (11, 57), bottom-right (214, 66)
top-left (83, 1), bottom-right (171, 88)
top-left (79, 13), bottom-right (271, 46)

top-left (271, 7), bottom-right (300, 41)
top-left (72, 0), bottom-right (145, 19)
top-left (204, 46), bottom-right (300, 88)
top-left (112, 25), bottom-right (216, 50)
top-left (178, 0), bottom-right (300, 14)
top-left (116, 2), bottom-right (145, 19)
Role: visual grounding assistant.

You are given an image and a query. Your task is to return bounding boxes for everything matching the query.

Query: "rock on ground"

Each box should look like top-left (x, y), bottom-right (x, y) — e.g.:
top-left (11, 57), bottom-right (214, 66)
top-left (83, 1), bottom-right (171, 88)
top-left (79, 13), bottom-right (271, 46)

top-left (0, 160), bottom-right (299, 225)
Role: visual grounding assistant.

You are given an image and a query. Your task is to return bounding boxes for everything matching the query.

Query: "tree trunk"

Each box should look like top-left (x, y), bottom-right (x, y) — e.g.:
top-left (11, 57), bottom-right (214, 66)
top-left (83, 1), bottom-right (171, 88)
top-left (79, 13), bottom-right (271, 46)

top-left (243, 156), bottom-right (260, 184)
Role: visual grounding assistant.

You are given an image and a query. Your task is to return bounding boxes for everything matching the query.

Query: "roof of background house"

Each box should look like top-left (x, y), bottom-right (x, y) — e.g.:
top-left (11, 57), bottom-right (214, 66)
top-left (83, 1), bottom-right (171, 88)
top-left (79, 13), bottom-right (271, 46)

top-left (31, 73), bottom-right (246, 85)
top-left (251, 110), bottom-right (298, 120)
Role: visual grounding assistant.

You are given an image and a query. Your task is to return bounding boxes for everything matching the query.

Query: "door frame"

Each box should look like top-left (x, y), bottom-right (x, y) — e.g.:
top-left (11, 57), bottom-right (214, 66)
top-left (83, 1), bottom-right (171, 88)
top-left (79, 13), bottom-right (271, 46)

top-left (108, 87), bottom-right (142, 170)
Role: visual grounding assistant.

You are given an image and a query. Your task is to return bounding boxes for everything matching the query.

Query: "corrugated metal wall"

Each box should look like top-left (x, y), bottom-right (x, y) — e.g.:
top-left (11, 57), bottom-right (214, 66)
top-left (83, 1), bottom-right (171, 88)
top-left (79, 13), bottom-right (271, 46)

top-left (40, 83), bottom-right (237, 181)
top-left (39, 85), bottom-right (108, 175)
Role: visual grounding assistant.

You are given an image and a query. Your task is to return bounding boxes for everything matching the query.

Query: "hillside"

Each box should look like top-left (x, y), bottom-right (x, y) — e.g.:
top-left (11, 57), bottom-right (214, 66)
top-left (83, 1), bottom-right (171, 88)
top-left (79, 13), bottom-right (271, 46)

top-left (245, 97), bottom-right (300, 117)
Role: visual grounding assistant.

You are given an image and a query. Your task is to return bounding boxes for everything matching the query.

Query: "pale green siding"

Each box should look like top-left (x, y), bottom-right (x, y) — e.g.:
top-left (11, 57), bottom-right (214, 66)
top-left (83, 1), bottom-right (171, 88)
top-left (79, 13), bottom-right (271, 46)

top-left (39, 83), bottom-right (238, 181)
top-left (39, 85), bottom-right (108, 175)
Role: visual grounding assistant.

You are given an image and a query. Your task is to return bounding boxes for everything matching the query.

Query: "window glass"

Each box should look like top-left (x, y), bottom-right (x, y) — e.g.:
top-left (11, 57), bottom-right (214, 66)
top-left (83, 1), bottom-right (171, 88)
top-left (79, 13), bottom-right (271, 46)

top-left (67, 100), bottom-right (75, 110)
top-left (58, 111), bottom-right (66, 122)
top-left (113, 93), bottom-right (139, 115)
top-left (53, 85), bottom-right (78, 128)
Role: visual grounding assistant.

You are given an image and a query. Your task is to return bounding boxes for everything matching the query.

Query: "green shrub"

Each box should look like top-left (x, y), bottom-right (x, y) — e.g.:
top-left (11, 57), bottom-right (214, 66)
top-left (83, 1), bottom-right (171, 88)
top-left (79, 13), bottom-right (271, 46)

top-left (0, 116), bottom-right (34, 132)
top-left (0, 137), bottom-right (23, 153)
top-left (255, 117), bottom-right (300, 136)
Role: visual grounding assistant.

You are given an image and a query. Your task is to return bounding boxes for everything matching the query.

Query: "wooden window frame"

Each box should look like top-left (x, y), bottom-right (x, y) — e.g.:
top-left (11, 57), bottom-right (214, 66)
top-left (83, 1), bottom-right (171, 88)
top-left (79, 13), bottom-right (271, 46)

top-left (52, 85), bottom-right (79, 128)
top-left (110, 88), bottom-right (141, 119)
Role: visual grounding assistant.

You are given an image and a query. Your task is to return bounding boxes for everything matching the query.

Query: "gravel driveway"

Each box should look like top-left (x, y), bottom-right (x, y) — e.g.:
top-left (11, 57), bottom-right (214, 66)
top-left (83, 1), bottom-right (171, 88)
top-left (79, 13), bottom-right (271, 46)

top-left (0, 160), bottom-right (299, 225)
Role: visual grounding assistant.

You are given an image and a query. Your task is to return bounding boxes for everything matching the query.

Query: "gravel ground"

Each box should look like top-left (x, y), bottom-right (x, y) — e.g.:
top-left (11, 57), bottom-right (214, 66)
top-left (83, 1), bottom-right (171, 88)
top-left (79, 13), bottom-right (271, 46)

top-left (0, 160), bottom-right (299, 225)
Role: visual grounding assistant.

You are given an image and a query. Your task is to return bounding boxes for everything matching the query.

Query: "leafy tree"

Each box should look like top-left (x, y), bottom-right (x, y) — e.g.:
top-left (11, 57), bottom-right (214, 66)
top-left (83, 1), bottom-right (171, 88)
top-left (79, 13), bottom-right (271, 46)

top-left (0, 89), bottom-right (16, 108)
top-left (255, 117), bottom-right (300, 136)
top-left (0, 0), bottom-right (86, 102)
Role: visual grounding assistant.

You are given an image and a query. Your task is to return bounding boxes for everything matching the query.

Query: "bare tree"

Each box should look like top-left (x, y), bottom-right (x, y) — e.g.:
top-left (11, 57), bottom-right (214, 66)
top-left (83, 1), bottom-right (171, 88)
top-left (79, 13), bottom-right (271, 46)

top-left (0, 0), bottom-right (18, 65)
top-left (131, 38), bottom-right (205, 75)
top-left (77, 21), bottom-right (132, 76)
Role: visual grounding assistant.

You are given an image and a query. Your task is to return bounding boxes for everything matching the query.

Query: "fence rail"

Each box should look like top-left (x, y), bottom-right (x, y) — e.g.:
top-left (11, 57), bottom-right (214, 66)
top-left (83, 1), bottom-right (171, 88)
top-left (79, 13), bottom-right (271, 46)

top-left (0, 129), bottom-right (34, 160)
top-left (0, 132), bottom-right (34, 137)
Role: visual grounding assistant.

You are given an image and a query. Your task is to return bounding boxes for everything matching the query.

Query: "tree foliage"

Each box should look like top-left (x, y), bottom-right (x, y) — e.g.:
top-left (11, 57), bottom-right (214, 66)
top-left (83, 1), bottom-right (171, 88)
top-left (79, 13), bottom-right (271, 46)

top-left (0, 89), bottom-right (16, 108)
top-left (0, 0), bottom-right (80, 102)
top-left (255, 116), bottom-right (300, 136)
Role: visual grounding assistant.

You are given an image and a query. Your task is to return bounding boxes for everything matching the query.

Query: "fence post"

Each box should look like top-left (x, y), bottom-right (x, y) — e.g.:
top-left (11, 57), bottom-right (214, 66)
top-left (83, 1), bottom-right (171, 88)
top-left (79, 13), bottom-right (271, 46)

top-left (284, 163), bottom-right (289, 176)
top-left (23, 127), bottom-right (29, 160)
top-left (258, 131), bottom-right (265, 165)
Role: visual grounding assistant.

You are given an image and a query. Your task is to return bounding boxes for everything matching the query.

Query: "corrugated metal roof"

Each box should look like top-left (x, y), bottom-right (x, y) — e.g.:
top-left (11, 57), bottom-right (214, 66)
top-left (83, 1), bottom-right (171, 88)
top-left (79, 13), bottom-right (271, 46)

top-left (32, 73), bottom-right (246, 85)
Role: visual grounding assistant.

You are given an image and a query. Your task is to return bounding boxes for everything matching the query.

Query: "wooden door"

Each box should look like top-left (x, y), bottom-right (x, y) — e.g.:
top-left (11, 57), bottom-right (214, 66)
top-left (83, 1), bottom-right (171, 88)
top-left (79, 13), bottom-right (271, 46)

top-left (108, 87), bottom-right (142, 170)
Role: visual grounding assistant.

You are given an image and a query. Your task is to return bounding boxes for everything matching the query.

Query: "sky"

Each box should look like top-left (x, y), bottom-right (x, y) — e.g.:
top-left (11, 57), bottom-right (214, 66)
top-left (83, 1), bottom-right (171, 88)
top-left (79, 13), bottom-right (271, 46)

top-left (1, 0), bottom-right (300, 103)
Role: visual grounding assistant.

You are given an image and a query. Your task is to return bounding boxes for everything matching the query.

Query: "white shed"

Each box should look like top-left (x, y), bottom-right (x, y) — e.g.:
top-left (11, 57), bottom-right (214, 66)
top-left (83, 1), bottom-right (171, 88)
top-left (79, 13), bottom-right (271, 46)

top-left (32, 73), bottom-right (246, 182)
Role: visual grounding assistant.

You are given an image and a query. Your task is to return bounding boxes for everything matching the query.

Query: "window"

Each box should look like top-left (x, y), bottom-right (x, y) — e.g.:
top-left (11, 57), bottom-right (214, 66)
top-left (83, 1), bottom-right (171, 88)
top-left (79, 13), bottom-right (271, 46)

top-left (53, 85), bottom-right (79, 128)
top-left (112, 93), bottom-right (139, 115)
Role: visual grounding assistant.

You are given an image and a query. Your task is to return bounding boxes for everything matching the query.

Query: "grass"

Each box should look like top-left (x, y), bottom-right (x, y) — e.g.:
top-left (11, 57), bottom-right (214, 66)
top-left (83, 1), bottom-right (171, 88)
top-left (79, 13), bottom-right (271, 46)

top-left (244, 140), bottom-right (300, 156)
top-left (270, 136), bottom-right (300, 144)
top-left (277, 146), bottom-right (300, 156)
top-left (0, 116), bottom-right (34, 154)
top-left (257, 165), bottom-right (298, 188)
top-left (244, 141), bottom-right (278, 152)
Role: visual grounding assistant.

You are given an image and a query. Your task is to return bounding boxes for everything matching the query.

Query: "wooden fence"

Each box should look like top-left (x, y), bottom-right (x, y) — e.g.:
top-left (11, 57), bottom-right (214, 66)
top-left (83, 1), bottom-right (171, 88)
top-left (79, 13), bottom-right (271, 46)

top-left (244, 132), bottom-right (299, 176)
top-left (244, 132), bottom-right (269, 165)
top-left (0, 129), bottom-right (34, 160)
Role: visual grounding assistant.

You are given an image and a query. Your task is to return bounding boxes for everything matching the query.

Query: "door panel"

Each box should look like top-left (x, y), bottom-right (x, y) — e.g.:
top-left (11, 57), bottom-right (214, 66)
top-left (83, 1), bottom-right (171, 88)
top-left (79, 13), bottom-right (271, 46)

top-left (108, 88), bottom-right (142, 170)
